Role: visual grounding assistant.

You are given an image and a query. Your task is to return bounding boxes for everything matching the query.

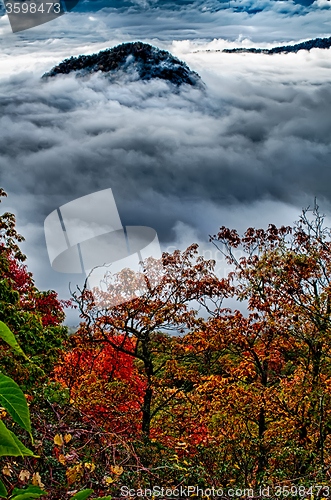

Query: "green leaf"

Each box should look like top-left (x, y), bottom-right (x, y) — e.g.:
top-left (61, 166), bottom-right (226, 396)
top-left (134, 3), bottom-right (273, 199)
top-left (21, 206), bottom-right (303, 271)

top-left (10, 485), bottom-right (46, 499)
top-left (0, 479), bottom-right (7, 498)
top-left (95, 497), bottom-right (112, 500)
top-left (10, 430), bottom-right (36, 457)
top-left (0, 420), bottom-right (35, 457)
top-left (0, 322), bottom-right (28, 360)
top-left (0, 373), bottom-right (32, 439)
top-left (70, 490), bottom-right (94, 500)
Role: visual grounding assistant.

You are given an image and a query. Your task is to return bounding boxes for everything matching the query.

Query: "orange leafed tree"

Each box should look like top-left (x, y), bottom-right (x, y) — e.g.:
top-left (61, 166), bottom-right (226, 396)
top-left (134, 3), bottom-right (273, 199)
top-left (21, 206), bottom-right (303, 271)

top-left (60, 244), bottom-right (227, 438)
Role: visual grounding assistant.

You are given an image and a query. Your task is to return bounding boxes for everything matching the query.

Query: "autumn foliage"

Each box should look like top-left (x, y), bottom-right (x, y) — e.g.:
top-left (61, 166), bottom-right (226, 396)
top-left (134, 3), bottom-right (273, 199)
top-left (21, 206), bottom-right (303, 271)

top-left (55, 331), bottom-right (146, 434)
top-left (2, 187), bottom-right (331, 497)
top-left (57, 202), bottom-right (331, 489)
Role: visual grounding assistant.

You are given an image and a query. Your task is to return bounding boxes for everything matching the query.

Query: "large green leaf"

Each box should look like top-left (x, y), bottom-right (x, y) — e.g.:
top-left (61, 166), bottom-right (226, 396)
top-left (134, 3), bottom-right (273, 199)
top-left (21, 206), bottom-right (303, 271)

top-left (70, 488), bottom-right (113, 500)
top-left (10, 485), bottom-right (45, 499)
top-left (0, 373), bottom-right (31, 438)
top-left (9, 430), bottom-right (36, 457)
top-left (70, 491), bottom-right (112, 500)
top-left (0, 479), bottom-right (7, 498)
top-left (0, 321), bottom-right (28, 360)
top-left (70, 490), bottom-right (94, 500)
top-left (0, 420), bottom-right (35, 457)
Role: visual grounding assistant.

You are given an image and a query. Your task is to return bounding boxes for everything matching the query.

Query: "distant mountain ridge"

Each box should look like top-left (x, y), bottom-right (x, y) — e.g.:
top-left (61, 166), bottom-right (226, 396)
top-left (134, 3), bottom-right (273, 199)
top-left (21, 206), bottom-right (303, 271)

top-left (221, 36), bottom-right (331, 54)
top-left (43, 42), bottom-right (203, 87)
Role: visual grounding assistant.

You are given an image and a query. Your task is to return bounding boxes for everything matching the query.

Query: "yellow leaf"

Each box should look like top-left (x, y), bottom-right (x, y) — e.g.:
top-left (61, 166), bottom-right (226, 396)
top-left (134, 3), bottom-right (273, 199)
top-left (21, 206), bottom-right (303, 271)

top-left (66, 464), bottom-right (83, 485)
top-left (19, 470), bottom-right (30, 482)
top-left (59, 454), bottom-right (66, 466)
top-left (54, 434), bottom-right (64, 446)
top-left (64, 433), bottom-right (72, 444)
top-left (110, 465), bottom-right (123, 476)
top-left (32, 472), bottom-right (45, 489)
top-left (103, 476), bottom-right (116, 485)
top-left (2, 465), bottom-right (12, 477)
top-left (84, 463), bottom-right (96, 472)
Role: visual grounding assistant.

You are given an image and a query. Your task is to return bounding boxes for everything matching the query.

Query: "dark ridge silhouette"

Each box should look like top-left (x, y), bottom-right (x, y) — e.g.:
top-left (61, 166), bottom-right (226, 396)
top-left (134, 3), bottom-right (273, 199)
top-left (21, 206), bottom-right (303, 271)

top-left (42, 41), bottom-right (203, 87)
top-left (222, 36), bottom-right (331, 54)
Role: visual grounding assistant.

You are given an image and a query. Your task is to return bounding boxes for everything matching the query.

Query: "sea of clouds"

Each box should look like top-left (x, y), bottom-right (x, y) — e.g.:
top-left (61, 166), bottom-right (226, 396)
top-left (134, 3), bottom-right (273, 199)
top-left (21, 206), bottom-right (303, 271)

top-left (1, 0), bottom-right (331, 322)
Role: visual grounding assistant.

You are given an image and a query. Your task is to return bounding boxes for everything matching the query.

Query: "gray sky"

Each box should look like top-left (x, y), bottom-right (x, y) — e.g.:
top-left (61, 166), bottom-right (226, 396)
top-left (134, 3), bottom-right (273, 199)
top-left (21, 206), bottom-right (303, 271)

top-left (1, 0), bottom-right (331, 323)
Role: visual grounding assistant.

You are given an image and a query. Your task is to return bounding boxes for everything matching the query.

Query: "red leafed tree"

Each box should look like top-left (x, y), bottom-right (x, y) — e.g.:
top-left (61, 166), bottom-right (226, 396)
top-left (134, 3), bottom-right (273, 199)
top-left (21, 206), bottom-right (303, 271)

top-left (55, 330), bottom-right (146, 434)
top-left (0, 188), bottom-right (68, 387)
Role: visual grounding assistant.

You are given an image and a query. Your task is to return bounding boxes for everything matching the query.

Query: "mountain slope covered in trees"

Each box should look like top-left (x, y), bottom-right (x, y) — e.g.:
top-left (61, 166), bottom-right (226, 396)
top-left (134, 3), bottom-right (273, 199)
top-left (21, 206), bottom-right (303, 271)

top-left (43, 42), bottom-right (203, 87)
top-left (222, 35), bottom-right (331, 54)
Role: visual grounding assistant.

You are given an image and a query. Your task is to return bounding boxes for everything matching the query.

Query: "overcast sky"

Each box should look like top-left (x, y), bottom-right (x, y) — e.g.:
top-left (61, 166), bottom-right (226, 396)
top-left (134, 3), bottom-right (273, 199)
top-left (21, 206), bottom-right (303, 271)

top-left (1, 0), bottom-right (331, 323)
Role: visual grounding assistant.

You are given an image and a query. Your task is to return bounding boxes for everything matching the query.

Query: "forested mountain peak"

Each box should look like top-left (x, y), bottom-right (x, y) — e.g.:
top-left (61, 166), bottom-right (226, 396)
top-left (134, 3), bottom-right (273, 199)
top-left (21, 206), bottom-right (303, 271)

top-left (43, 41), bottom-right (203, 87)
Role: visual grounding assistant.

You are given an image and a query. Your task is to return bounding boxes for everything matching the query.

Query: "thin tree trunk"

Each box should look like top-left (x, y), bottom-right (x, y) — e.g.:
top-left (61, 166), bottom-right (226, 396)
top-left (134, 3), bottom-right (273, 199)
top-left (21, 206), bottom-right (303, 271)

top-left (257, 406), bottom-right (267, 475)
top-left (141, 385), bottom-right (153, 437)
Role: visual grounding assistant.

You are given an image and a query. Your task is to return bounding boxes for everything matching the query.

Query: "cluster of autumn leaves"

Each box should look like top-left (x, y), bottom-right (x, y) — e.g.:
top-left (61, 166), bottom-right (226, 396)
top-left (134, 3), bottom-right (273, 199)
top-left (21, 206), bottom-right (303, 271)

top-left (52, 432), bottom-right (124, 486)
top-left (2, 465), bottom-right (43, 488)
top-left (2, 185), bottom-right (331, 495)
